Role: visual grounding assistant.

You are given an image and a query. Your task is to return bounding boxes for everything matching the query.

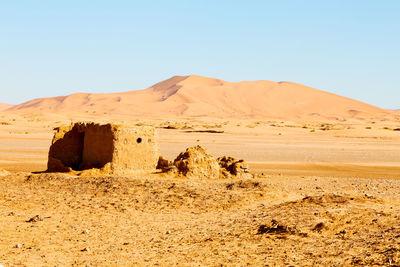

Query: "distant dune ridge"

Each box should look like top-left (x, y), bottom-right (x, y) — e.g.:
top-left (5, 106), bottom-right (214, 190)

top-left (0, 103), bottom-right (14, 111)
top-left (6, 75), bottom-right (392, 120)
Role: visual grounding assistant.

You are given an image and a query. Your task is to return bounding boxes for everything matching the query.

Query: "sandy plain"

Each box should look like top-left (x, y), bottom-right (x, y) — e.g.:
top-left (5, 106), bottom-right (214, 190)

top-left (0, 112), bottom-right (400, 266)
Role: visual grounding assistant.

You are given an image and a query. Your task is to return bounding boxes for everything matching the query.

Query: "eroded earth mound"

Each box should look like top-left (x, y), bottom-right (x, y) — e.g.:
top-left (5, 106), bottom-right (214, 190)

top-left (173, 145), bottom-right (221, 179)
top-left (158, 145), bottom-right (251, 179)
top-left (217, 156), bottom-right (250, 178)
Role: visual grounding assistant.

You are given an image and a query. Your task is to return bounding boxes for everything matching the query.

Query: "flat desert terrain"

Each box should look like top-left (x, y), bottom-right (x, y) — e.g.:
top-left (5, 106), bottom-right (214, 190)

top-left (0, 111), bottom-right (400, 266)
top-left (1, 76), bottom-right (400, 266)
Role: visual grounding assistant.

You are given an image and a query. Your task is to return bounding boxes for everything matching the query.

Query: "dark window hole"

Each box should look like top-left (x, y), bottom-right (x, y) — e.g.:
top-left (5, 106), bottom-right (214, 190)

top-left (137, 137), bottom-right (142, 143)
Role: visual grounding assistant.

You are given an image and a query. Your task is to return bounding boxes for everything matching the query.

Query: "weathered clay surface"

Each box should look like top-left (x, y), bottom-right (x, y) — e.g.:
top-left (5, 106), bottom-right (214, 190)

top-left (166, 146), bottom-right (251, 179)
top-left (217, 156), bottom-right (250, 178)
top-left (173, 145), bottom-right (220, 179)
top-left (47, 122), bottom-right (159, 174)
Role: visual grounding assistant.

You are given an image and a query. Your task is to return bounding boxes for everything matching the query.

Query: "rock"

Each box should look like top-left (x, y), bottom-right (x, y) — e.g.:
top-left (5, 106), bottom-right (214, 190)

top-left (81, 229), bottom-right (90, 234)
top-left (173, 146), bottom-right (220, 179)
top-left (26, 215), bottom-right (43, 223)
top-left (157, 156), bottom-right (172, 170)
top-left (15, 244), bottom-right (22, 249)
top-left (313, 222), bottom-right (326, 232)
top-left (81, 247), bottom-right (90, 252)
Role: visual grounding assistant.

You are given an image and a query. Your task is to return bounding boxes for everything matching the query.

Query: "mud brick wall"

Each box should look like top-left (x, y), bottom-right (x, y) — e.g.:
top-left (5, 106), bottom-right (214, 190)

top-left (47, 122), bottom-right (159, 173)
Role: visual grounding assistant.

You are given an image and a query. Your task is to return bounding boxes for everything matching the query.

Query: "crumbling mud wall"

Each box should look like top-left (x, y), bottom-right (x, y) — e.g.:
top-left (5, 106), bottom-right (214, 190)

top-left (48, 123), bottom-right (86, 172)
top-left (47, 122), bottom-right (159, 174)
top-left (81, 123), bottom-right (114, 170)
top-left (112, 126), bottom-right (159, 171)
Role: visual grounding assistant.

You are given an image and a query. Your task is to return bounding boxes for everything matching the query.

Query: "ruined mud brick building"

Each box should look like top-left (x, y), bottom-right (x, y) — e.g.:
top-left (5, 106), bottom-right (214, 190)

top-left (47, 122), bottom-right (159, 173)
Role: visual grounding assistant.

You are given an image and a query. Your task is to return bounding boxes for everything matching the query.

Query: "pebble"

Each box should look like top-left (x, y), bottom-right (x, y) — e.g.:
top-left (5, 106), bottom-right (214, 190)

top-left (15, 244), bottom-right (22, 249)
top-left (81, 247), bottom-right (90, 252)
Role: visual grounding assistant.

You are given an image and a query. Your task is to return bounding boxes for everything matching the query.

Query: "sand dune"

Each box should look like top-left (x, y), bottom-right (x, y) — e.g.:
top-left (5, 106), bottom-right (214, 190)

top-left (0, 103), bottom-right (14, 111)
top-left (7, 75), bottom-right (391, 120)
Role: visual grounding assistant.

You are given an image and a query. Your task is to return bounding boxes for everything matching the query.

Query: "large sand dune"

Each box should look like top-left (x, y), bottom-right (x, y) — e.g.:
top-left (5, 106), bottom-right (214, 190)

top-left (7, 75), bottom-right (391, 120)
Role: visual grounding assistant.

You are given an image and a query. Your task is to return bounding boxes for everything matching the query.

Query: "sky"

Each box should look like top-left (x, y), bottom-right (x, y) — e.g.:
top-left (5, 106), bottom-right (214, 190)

top-left (1, 0), bottom-right (399, 109)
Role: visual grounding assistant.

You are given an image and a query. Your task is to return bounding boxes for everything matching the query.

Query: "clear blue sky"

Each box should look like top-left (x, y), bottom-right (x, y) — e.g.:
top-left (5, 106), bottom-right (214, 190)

top-left (1, 0), bottom-right (399, 108)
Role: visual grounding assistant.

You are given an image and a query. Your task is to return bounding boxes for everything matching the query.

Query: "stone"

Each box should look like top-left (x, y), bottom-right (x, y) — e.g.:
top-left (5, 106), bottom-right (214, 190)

top-left (26, 215), bottom-right (44, 223)
top-left (156, 156), bottom-right (172, 170)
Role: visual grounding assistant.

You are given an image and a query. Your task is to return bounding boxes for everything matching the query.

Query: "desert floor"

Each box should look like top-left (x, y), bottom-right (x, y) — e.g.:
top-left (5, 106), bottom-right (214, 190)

top-left (0, 113), bottom-right (400, 266)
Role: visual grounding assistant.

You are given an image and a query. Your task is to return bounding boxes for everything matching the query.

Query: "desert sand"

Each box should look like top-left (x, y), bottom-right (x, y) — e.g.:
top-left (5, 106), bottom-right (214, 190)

top-left (1, 76), bottom-right (400, 266)
top-left (8, 75), bottom-right (394, 121)
top-left (0, 103), bottom-right (14, 111)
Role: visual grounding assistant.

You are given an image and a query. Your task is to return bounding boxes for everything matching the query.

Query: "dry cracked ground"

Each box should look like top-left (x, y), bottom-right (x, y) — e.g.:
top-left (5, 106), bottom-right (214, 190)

top-left (1, 172), bottom-right (400, 266)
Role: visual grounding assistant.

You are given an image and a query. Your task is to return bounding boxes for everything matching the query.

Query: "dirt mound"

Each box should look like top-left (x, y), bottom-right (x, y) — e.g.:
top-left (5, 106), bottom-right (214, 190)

top-left (249, 193), bottom-right (399, 265)
top-left (173, 146), bottom-right (220, 179)
top-left (218, 156), bottom-right (250, 178)
top-left (253, 194), bottom-right (388, 239)
top-left (160, 146), bottom-right (252, 179)
top-left (20, 173), bottom-right (267, 212)
top-left (300, 193), bottom-right (382, 205)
